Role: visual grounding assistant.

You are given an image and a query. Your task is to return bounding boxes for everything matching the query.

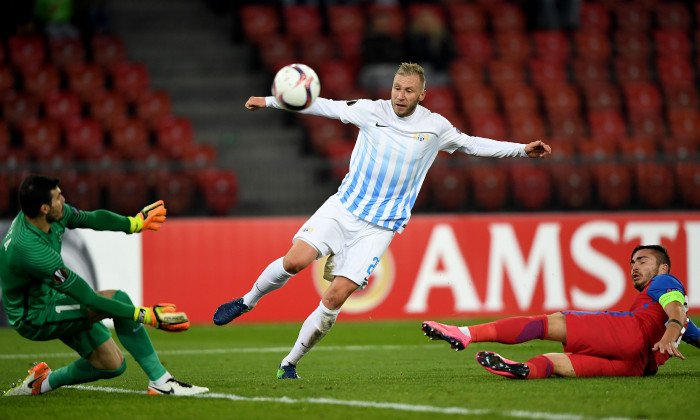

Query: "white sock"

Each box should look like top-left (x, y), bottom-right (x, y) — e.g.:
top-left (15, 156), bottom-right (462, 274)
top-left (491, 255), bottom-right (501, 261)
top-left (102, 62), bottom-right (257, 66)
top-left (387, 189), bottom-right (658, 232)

top-left (243, 257), bottom-right (293, 308)
top-left (281, 302), bottom-right (340, 367)
top-left (458, 327), bottom-right (472, 337)
top-left (40, 372), bottom-right (53, 394)
top-left (150, 371), bottom-right (173, 387)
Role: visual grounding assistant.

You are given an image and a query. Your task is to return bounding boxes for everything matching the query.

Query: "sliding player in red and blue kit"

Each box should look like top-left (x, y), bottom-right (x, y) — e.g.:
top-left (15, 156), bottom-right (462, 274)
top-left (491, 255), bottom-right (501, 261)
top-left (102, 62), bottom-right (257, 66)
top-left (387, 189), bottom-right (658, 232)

top-left (422, 245), bottom-right (700, 379)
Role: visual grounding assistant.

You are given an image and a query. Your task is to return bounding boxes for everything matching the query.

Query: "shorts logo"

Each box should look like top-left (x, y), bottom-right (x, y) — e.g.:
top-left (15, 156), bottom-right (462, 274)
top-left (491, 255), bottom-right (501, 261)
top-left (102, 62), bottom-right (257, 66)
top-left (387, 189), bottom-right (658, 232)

top-left (53, 268), bottom-right (68, 284)
top-left (302, 227), bottom-right (314, 234)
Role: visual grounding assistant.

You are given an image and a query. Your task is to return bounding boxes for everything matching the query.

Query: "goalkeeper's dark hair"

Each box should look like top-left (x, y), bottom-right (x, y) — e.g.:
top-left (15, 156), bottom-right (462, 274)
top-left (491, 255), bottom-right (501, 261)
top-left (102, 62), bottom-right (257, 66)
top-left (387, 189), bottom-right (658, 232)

top-left (19, 175), bottom-right (60, 218)
top-left (631, 245), bottom-right (671, 273)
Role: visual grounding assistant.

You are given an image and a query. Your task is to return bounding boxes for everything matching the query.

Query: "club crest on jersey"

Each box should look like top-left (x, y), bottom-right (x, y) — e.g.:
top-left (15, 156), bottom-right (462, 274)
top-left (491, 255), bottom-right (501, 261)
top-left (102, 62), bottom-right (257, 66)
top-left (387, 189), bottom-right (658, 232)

top-left (53, 268), bottom-right (68, 284)
top-left (413, 133), bottom-right (430, 142)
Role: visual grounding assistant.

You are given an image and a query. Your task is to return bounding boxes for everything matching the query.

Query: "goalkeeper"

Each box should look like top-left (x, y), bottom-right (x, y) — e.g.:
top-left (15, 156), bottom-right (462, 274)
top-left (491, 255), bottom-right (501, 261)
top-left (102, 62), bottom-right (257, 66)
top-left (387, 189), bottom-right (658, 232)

top-left (1, 175), bottom-right (208, 397)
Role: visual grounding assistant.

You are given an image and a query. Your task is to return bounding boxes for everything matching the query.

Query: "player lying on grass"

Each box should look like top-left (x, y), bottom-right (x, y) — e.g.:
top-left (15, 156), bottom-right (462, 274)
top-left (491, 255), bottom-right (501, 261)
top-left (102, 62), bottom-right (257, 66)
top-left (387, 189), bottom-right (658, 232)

top-left (213, 62), bottom-right (551, 379)
top-left (423, 245), bottom-right (700, 379)
top-left (1, 175), bottom-right (208, 396)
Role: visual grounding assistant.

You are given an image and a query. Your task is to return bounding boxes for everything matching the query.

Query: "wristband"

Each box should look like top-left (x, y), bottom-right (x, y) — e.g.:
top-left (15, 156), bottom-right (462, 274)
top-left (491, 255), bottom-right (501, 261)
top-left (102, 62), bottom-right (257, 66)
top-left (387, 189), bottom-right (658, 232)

top-left (668, 318), bottom-right (684, 329)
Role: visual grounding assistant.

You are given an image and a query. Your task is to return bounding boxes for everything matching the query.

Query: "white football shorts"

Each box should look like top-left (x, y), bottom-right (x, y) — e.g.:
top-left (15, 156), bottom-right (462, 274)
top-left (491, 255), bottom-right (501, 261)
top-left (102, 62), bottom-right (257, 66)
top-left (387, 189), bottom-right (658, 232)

top-left (293, 195), bottom-right (395, 288)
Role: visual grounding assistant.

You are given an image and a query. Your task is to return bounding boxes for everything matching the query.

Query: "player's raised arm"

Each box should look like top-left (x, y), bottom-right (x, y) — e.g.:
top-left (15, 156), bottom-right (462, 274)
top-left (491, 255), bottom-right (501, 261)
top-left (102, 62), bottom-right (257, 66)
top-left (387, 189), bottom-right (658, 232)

top-left (245, 96), bottom-right (267, 110)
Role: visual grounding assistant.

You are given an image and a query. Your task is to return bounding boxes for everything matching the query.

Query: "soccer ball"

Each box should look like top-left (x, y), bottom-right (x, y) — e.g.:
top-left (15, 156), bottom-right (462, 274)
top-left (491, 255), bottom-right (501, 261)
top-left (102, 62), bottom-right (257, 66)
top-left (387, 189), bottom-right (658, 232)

top-left (271, 63), bottom-right (321, 111)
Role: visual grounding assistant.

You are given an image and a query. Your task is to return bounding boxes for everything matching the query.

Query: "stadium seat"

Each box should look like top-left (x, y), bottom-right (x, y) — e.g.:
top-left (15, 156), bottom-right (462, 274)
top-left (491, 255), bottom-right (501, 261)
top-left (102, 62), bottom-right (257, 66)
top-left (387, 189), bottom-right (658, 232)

top-left (134, 90), bottom-right (172, 128)
top-left (614, 2), bottom-right (650, 31)
top-left (571, 59), bottom-right (609, 84)
top-left (662, 137), bottom-right (697, 160)
top-left (407, 3), bottom-right (446, 23)
top-left (20, 118), bottom-right (61, 160)
top-left (499, 84), bottom-right (538, 114)
top-left (325, 138), bottom-right (355, 181)
top-left (154, 170), bottom-right (195, 215)
top-left (155, 116), bottom-right (194, 159)
top-left (588, 110), bottom-right (626, 142)
top-left (581, 83), bottom-right (621, 110)
top-left (655, 2), bottom-right (691, 30)
top-left (550, 163), bottom-right (592, 210)
top-left (621, 82), bottom-right (661, 114)
top-left (470, 165), bottom-right (509, 211)
top-left (613, 58), bottom-right (651, 83)
top-left (109, 61), bottom-right (150, 102)
top-left (59, 170), bottom-right (101, 211)
top-left (449, 59), bottom-right (485, 88)
top-left (197, 169), bottom-right (238, 215)
top-left (91, 35), bottom-right (127, 68)
top-left (297, 36), bottom-right (336, 69)
top-left (539, 83), bottom-right (580, 115)
top-left (65, 62), bottom-right (106, 101)
top-left (613, 31), bottom-right (651, 59)
top-left (627, 111), bottom-right (666, 140)
top-left (367, 4), bottom-right (405, 38)
top-left (318, 60), bottom-right (358, 100)
top-left (528, 59), bottom-right (568, 87)
top-left (8, 35), bottom-right (46, 71)
top-left (592, 163), bottom-right (632, 209)
top-left (89, 89), bottom-right (128, 129)
top-left (488, 59), bottom-right (526, 86)
top-left (547, 111), bottom-right (585, 139)
top-left (0, 65), bottom-right (15, 96)
top-left (634, 162), bottom-right (675, 209)
top-left (494, 32), bottom-right (531, 62)
top-left (106, 171), bottom-right (149, 215)
top-left (327, 4), bottom-right (366, 36)
top-left (510, 164), bottom-right (551, 211)
top-left (490, 3), bottom-right (526, 32)
top-left (655, 57), bottom-right (694, 87)
top-left (578, 1), bottom-right (611, 31)
top-left (49, 37), bottom-right (86, 69)
top-left (44, 90), bottom-right (82, 125)
top-left (421, 86), bottom-right (458, 116)
top-left (257, 35), bottom-right (297, 71)
top-left (64, 117), bottom-right (105, 160)
top-left (532, 31), bottom-right (570, 61)
top-left (239, 4), bottom-right (280, 44)
top-left (578, 137), bottom-right (618, 161)
top-left (283, 5), bottom-right (322, 42)
top-left (2, 90), bottom-right (40, 127)
top-left (0, 173), bottom-right (9, 215)
top-left (0, 120), bottom-right (9, 154)
top-left (334, 32), bottom-right (363, 62)
top-left (675, 162), bottom-right (700, 208)
top-left (507, 112), bottom-right (546, 139)
top-left (110, 117), bottom-right (150, 160)
top-left (619, 137), bottom-right (657, 161)
top-left (22, 63), bottom-right (61, 98)
top-left (36, 149), bottom-right (74, 174)
top-left (182, 142), bottom-right (217, 171)
top-left (446, 3), bottom-right (486, 33)
top-left (667, 109), bottom-right (700, 141)
top-left (427, 163), bottom-right (468, 212)
top-left (663, 85), bottom-right (698, 109)
top-left (653, 30), bottom-right (691, 58)
top-left (467, 113), bottom-right (507, 139)
top-left (573, 31), bottom-right (611, 61)
top-left (304, 118), bottom-right (348, 156)
top-left (454, 32), bottom-right (492, 64)
top-left (459, 85), bottom-right (497, 114)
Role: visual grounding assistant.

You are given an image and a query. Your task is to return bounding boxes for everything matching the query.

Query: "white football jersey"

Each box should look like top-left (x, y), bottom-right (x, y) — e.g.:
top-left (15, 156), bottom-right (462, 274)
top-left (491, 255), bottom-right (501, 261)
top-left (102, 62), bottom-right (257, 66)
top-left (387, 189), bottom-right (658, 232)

top-left (266, 97), bottom-right (527, 232)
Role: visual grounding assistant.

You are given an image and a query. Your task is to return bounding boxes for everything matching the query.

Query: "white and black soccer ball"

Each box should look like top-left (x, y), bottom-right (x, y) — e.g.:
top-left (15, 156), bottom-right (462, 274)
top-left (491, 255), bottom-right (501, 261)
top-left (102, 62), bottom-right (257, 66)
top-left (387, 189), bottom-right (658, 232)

top-left (271, 63), bottom-right (321, 111)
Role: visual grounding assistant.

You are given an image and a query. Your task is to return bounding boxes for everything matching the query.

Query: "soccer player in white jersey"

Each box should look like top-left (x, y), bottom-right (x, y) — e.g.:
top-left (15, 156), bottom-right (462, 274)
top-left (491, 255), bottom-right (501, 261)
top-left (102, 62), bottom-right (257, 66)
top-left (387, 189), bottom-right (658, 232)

top-left (213, 62), bottom-right (552, 379)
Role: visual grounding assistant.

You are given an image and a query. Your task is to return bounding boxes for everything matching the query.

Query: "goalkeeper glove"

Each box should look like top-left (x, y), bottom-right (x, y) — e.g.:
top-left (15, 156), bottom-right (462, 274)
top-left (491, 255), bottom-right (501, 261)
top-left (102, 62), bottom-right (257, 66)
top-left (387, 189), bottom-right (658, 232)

top-left (134, 303), bottom-right (190, 332)
top-left (129, 200), bottom-right (167, 233)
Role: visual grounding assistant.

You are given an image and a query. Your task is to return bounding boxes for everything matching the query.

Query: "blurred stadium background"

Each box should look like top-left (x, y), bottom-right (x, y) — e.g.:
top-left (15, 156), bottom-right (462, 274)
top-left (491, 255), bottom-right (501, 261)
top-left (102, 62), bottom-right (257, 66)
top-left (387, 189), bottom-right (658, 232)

top-left (0, 0), bottom-right (699, 219)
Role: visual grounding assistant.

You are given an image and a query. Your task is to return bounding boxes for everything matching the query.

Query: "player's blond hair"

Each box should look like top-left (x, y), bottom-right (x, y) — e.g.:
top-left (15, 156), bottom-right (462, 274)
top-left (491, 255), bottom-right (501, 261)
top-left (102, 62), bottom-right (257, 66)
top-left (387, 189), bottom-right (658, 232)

top-left (396, 62), bottom-right (426, 92)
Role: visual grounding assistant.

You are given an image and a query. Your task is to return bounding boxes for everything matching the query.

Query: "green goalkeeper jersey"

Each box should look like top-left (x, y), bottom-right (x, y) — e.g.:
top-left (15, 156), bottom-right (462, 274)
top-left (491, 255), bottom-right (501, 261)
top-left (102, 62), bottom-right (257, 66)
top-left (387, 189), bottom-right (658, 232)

top-left (0, 203), bottom-right (133, 329)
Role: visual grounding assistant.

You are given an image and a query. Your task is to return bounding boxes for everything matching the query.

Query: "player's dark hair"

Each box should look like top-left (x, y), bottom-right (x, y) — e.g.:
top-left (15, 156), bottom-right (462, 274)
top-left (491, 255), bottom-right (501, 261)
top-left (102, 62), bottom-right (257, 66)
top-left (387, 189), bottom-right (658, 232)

top-left (631, 245), bottom-right (671, 272)
top-left (19, 175), bottom-right (60, 218)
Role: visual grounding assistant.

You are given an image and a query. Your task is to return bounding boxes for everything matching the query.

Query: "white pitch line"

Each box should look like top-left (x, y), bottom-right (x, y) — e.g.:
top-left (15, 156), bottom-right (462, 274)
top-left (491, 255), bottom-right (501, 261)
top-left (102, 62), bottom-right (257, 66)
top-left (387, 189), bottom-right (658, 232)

top-left (67, 384), bottom-right (632, 420)
top-left (0, 344), bottom-right (437, 360)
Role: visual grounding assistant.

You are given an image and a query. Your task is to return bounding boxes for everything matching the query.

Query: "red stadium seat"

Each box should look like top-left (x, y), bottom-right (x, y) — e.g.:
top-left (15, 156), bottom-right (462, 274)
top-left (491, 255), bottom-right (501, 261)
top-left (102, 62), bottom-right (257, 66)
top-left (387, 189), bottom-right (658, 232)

top-left (239, 5), bottom-right (280, 44)
top-left (0, 120), bottom-right (9, 154)
top-left (573, 31), bottom-right (611, 61)
top-left (621, 82), bottom-right (661, 114)
top-left (488, 59), bottom-right (526, 86)
top-left (550, 164), bottom-right (592, 210)
top-left (653, 30), bottom-right (691, 58)
top-left (421, 86), bottom-right (458, 116)
top-left (571, 59), bottom-right (609, 84)
top-left (317, 60), bottom-right (357, 100)
top-left (367, 5), bottom-right (405, 38)
top-left (44, 90), bottom-right (82, 124)
top-left (655, 2), bottom-right (691, 29)
top-left (89, 90), bottom-right (127, 129)
top-left (467, 113), bottom-right (507, 139)
top-left (490, 3), bottom-right (526, 32)
top-left (667, 109), bottom-right (700, 141)
top-left (592, 163), bottom-right (632, 209)
top-left (581, 83), bottom-right (621, 110)
top-left (427, 163), bottom-right (468, 212)
top-left (110, 61), bottom-right (150, 102)
top-left (510, 164), bottom-right (551, 211)
top-left (154, 170), bottom-right (195, 215)
top-left (499, 84), bottom-right (538, 114)
top-left (182, 143), bottom-right (217, 171)
top-left (327, 5), bottom-right (365, 36)
top-left (22, 63), bottom-right (60, 98)
top-left (662, 137), bottom-right (697, 160)
top-left (334, 32), bottom-right (363, 62)
top-left (532, 31), bottom-right (570, 61)
top-left (305, 118), bottom-right (348, 156)
top-left (446, 3), bottom-right (486, 33)
top-left (507, 112), bottom-right (546, 139)
top-left (110, 117), bottom-right (150, 159)
top-left (197, 169), bottom-right (238, 215)
top-left (634, 162), bottom-right (675, 209)
top-left (627, 111), bottom-right (665, 140)
top-left (675, 162), bottom-right (700, 208)
top-left (494, 32), bottom-right (531, 62)
top-left (547, 111), bottom-right (585, 139)
top-left (91, 35), bottom-right (127, 68)
top-left (470, 165), bottom-right (509, 211)
top-left (0, 173), bottom-right (10, 215)
top-left (656, 57), bottom-right (694, 87)
top-left (283, 5), bottom-right (322, 41)
top-left (297, 36), bottom-right (336, 69)
top-left (663, 85), bottom-right (699, 109)
top-left (256, 35), bottom-right (297, 72)
top-left (0, 65), bottom-right (15, 96)
top-left (64, 117), bottom-right (105, 160)
top-left (407, 3), bottom-right (446, 23)
top-left (613, 31), bottom-right (651, 59)
top-left (59, 171), bottom-right (101, 211)
top-left (65, 62), bottom-right (106, 101)
top-left (619, 137), bottom-right (657, 161)
top-left (155, 116), bottom-right (194, 159)
top-left (539, 83), bottom-right (580, 115)
top-left (578, 137), bottom-right (618, 161)
top-left (588, 110), bottom-right (626, 142)
top-left (2, 90), bottom-right (40, 127)
top-left (449, 59), bottom-right (485, 88)
top-left (49, 37), bottom-right (86, 68)
top-left (578, 2), bottom-right (611, 31)
top-left (613, 58), bottom-right (651, 83)
top-left (528, 59), bottom-right (567, 87)
top-left (614, 3), bottom-right (650, 31)
top-left (459, 85), bottom-right (497, 114)
top-left (20, 118), bottom-right (61, 160)
top-left (454, 32), bottom-right (492, 64)
top-left (106, 171), bottom-right (149, 215)
top-left (134, 90), bottom-right (172, 127)
top-left (8, 35), bottom-right (46, 71)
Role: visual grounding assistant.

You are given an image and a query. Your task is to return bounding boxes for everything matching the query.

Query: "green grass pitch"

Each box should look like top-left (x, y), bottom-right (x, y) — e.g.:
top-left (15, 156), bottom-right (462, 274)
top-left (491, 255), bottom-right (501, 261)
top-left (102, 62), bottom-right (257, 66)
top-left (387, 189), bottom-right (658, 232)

top-left (1, 319), bottom-right (698, 419)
